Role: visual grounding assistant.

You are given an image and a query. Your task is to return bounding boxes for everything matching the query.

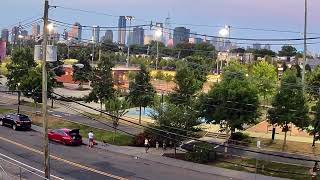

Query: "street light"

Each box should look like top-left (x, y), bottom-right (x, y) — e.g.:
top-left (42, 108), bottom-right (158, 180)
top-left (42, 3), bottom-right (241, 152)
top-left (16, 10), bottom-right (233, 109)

top-left (18, 35), bottom-right (24, 49)
top-left (155, 28), bottom-right (163, 70)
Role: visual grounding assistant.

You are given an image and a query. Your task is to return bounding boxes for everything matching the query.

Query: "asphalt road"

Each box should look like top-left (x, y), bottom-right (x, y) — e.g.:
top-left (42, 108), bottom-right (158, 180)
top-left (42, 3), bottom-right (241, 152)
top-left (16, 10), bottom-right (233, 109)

top-left (0, 126), bottom-right (232, 180)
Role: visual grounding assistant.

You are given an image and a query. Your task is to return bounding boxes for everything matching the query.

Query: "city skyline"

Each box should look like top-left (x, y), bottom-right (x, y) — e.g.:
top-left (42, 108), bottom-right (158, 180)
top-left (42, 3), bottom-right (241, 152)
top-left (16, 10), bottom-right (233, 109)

top-left (1, 0), bottom-right (320, 52)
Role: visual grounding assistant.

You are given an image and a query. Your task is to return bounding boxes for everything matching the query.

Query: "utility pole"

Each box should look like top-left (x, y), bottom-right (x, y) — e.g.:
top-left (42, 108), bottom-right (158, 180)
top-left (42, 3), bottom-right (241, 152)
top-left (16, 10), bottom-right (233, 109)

top-left (156, 40), bottom-right (159, 70)
top-left (42, 0), bottom-right (50, 179)
top-left (302, 0), bottom-right (308, 93)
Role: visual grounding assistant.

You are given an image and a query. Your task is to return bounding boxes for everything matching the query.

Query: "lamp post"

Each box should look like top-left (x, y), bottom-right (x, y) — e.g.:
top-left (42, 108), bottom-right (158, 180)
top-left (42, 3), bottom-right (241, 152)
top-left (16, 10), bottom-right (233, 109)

top-left (155, 28), bottom-right (162, 70)
top-left (217, 25), bottom-right (230, 74)
top-left (18, 35), bottom-right (24, 49)
top-left (47, 23), bottom-right (54, 45)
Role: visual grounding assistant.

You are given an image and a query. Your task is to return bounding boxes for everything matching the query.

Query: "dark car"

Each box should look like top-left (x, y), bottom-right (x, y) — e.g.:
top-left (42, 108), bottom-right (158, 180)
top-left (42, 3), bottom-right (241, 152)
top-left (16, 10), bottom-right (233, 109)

top-left (0, 114), bottom-right (32, 130)
top-left (48, 128), bottom-right (82, 146)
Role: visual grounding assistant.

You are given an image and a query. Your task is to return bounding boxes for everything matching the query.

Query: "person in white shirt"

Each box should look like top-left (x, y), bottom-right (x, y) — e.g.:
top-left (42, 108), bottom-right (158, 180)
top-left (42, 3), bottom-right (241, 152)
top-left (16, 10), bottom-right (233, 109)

top-left (88, 131), bottom-right (94, 148)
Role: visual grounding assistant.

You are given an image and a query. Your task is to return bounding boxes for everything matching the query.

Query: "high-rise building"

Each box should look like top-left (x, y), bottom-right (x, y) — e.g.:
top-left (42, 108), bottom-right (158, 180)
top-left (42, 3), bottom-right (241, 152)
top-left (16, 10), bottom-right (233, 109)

top-left (11, 26), bottom-right (19, 44)
top-left (189, 37), bottom-right (203, 44)
top-left (173, 27), bottom-right (190, 46)
top-left (32, 23), bottom-right (40, 38)
top-left (63, 29), bottom-right (68, 40)
top-left (118, 16), bottom-right (126, 45)
top-left (132, 27), bottom-right (144, 45)
top-left (127, 31), bottom-right (133, 46)
top-left (92, 26), bottom-right (100, 43)
top-left (20, 30), bottom-right (28, 37)
top-left (264, 44), bottom-right (271, 50)
top-left (69, 22), bottom-right (82, 42)
top-left (253, 43), bottom-right (261, 50)
top-left (1, 29), bottom-right (9, 42)
top-left (164, 13), bottom-right (172, 44)
top-left (105, 30), bottom-right (113, 42)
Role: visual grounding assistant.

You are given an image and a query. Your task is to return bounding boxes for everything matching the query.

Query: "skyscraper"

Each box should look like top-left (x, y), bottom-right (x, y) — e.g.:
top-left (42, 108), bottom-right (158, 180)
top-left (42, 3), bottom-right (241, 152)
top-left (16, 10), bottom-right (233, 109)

top-left (11, 26), bottom-right (19, 44)
top-left (132, 27), bottom-right (144, 45)
top-left (32, 23), bottom-right (40, 38)
top-left (69, 22), bottom-right (82, 42)
top-left (173, 27), bottom-right (190, 46)
top-left (105, 30), bottom-right (113, 42)
top-left (92, 26), bottom-right (100, 43)
top-left (118, 16), bottom-right (126, 45)
top-left (164, 13), bottom-right (172, 44)
top-left (1, 29), bottom-right (9, 42)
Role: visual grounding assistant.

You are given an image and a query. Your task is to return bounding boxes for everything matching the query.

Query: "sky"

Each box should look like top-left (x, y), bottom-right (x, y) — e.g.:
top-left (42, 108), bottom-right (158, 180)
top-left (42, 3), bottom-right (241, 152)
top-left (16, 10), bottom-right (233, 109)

top-left (1, 0), bottom-right (320, 53)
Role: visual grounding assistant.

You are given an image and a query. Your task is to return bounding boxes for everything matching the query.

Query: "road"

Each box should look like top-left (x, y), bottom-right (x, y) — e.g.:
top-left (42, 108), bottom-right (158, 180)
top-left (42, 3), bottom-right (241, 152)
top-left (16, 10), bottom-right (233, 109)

top-left (0, 126), bottom-right (233, 180)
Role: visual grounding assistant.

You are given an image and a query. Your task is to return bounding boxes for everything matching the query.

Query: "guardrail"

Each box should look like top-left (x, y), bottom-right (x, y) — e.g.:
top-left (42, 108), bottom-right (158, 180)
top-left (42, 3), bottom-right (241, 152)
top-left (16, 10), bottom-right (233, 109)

top-left (0, 152), bottom-right (63, 180)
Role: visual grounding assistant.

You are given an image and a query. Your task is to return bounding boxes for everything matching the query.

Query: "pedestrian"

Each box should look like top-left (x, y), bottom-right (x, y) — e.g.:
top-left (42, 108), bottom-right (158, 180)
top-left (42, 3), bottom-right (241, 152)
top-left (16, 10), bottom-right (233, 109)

top-left (144, 138), bottom-right (150, 153)
top-left (88, 131), bottom-right (94, 148)
top-left (310, 162), bottom-right (319, 180)
top-left (163, 139), bottom-right (167, 150)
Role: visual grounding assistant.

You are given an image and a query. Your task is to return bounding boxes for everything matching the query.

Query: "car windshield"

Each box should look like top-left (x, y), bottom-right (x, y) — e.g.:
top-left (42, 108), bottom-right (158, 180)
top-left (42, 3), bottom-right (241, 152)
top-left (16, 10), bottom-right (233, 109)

top-left (19, 116), bottom-right (30, 121)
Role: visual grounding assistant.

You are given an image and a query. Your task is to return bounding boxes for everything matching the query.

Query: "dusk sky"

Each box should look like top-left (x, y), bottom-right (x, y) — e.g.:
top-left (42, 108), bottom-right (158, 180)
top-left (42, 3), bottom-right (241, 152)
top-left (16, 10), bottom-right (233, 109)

top-left (2, 0), bottom-right (320, 53)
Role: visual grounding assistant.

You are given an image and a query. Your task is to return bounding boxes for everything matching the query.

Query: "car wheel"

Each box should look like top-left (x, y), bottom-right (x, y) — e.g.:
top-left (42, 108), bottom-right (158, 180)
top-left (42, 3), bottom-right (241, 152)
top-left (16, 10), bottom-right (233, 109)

top-left (12, 124), bottom-right (17, 131)
top-left (0, 120), bottom-right (3, 126)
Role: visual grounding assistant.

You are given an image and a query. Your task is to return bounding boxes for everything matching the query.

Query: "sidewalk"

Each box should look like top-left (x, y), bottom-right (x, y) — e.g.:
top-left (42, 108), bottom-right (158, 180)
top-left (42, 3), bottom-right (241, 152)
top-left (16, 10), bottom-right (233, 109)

top-left (81, 137), bottom-right (287, 180)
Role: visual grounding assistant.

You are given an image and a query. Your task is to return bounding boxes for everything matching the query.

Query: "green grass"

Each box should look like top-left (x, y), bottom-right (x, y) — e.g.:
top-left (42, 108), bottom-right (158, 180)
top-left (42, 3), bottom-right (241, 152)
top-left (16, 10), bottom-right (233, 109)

top-left (30, 114), bottom-right (133, 146)
top-left (0, 108), bottom-right (14, 114)
top-left (211, 157), bottom-right (310, 180)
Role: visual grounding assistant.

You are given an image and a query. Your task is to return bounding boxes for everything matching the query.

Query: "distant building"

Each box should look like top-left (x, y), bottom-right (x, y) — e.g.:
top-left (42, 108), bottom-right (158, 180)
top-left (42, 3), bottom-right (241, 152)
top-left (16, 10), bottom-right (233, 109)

top-left (69, 22), bottom-right (82, 42)
top-left (154, 23), bottom-right (164, 43)
top-left (253, 43), bottom-right (261, 50)
top-left (11, 26), bottom-right (19, 44)
top-left (105, 30), bottom-right (113, 42)
top-left (63, 29), bottom-right (68, 40)
top-left (32, 24), bottom-right (40, 39)
top-left (92, 26), bottom-right (100, 43)
top-left (118, 16), bottom-right (126, 45)
top-left (173, 27), bottom-right (190, 46)
top-left (144, 35), bottom-right (153, 45)
top-left (132, 27), bottom-right (144, 45)
top-left (189, 37), bottom-right (203, 44)
top-left (127, 31), bottom-right (133, 46)
top-left (1, 29), bottom-right (9, 42)
top-left (264, 44), bottom-right (271, 50)
top-left (20, 30), bottom-right (28, 37)
top-left (0, 41), bottom-right (6, 61)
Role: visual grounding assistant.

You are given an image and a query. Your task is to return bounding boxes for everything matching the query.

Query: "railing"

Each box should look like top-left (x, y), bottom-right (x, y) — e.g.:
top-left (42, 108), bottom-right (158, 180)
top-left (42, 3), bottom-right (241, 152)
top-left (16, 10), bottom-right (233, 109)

top-left (0, 153), bottom-right (63, 180)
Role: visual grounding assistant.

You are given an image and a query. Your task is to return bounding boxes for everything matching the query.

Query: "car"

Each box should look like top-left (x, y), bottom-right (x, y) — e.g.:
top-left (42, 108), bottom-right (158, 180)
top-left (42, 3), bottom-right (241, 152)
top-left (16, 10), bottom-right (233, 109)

top-left (48, 128), bottom-right (82, 146)
top-left (0, 114), bottom-right (32, 130)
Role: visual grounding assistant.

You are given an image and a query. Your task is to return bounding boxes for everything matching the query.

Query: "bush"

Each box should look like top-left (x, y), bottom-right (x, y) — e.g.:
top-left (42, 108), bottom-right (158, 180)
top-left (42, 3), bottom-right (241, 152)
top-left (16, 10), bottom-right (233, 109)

top-left (185, 142), bottom-right (216, 163)
top-left (229, 132), bottom-right (252, 145)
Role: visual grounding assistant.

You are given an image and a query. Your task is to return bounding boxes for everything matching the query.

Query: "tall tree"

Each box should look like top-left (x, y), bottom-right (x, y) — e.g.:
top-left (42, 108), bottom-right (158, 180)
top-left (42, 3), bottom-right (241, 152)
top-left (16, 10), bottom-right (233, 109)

top-left (72, 49), bottom-right (92, 89)
top-left (6, 48), bottom-right (37, 90)
top-left (311, 100), bottom-right (320, 147)
top-left (169, 60), bottom-right (207, 105)
top-left (129, 64), bottom-right (155, 124)
top-left (105, 94), bottom-right (130, 142)
top-left (251, 61), bottom-right (277, 101)
top-left (197, 62), bottom-right (260, 134)
top-left (175, 42), bottom-right (195, 58)
top-left (267, 69), bottom-right (309, 150)
top-left (307, 65), bottom-right (320, 99)
top-left (87, 52), bottom-right (115, 110)
top-left (278, 45), bottom-right (297, 61)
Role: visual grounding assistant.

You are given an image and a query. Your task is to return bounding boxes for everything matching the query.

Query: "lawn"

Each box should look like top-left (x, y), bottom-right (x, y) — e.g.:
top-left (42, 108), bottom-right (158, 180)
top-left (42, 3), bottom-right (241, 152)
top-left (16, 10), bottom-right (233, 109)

top-left (0, 108), bottom-right (14, 114)
top-left (27, 113), bottom-right (133, 146)
top-left (249, 138), bottom-right (320, 155)
top-left (210, 156), bottom-right (310, 180)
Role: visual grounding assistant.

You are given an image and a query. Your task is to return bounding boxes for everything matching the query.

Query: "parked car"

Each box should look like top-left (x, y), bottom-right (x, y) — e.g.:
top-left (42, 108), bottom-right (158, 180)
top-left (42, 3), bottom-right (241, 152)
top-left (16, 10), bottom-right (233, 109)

top-left (48, 128), bottom-right (82, 146)
top-left (0, 114), bottom-right (32, 130)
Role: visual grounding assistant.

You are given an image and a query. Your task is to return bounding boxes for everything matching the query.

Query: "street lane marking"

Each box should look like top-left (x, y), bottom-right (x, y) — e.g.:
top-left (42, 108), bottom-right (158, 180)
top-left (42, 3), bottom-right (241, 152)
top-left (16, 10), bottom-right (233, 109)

top-left (0, 136), bottom-right (128, 180)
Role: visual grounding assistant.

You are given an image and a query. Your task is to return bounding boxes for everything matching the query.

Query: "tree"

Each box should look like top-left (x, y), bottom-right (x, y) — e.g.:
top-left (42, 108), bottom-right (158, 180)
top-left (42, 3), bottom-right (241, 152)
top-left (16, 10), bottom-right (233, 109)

top-left (169, 61), bottom-right (207, 105)
top-left (267, 69), bottom-right (309, 150)
top-left (175, 42), bottom-right (195, 58)
top-left (194, 42), bottom-right (215, 59)
top-left (230, 48), bottom-right (245, 54)
top-left (278, 45), bottom-right (297, 61)
top-left (87, 52), bottom-right (115, 110)
top-left (197, 62), bottom-right (260, 134)
top-left (72, 49), bottom-right (92, 89)
top-left (311, 100), bottom-right (320, 147)
top-left (305, 64), bottom-right (312, 72)
top-left (251, 61), bottom-right (277, 101)
top-left (129, 64), bottom-right (155, 124)
top-left (6, 48), bottom-right (37, 90)
top-left (307, 65), bottom-right (320, 99)
top-left (105, 95), bottom-right (130, 142)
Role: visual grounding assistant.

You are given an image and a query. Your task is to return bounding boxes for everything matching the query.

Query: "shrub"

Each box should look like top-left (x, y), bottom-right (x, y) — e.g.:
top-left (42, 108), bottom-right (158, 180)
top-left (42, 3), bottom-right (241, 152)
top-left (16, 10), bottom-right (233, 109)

top-left (185, 142), bottom-right (216, 163)
top-left (229, 132), bottom-right (252, 145)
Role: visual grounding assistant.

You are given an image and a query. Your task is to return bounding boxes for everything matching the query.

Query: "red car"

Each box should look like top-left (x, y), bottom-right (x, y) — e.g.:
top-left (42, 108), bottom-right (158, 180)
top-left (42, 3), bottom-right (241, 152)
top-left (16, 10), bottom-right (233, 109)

top-left (48, 128), bottom-right (82, 146)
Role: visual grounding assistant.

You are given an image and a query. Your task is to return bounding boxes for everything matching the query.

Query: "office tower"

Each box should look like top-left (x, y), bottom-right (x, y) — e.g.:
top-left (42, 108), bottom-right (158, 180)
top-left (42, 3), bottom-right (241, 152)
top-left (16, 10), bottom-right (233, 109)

top-left (1, 29), bottom-right (9, 42)
top-left (253, 43), bottom-right (262, 50)
top-left (164, 13), bottom-right (172, 44)
top-left (105, 30), bottom-right (113, 42)
top-left (69, 22), bottom-right (82, 42)
top-left (32, 23), bottom-right (40, 38)
top-left (118, 16), bottom-right (126, 45)
top-left (11, 26), bottom-right (19, 44)
top-left (132, 27), bottom-right (144, 45)
top-left (92, 25), bottom-right (100, 43)
top-left (173, 27), bottom-right (190, 46)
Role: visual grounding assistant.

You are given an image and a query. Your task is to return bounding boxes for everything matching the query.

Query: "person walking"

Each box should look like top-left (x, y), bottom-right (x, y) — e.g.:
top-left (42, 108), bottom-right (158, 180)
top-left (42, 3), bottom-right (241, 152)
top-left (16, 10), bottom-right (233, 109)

top-left (88, 131), bottom-right (94, 148)
top-left (144, 138), bottom-right (150, 153)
